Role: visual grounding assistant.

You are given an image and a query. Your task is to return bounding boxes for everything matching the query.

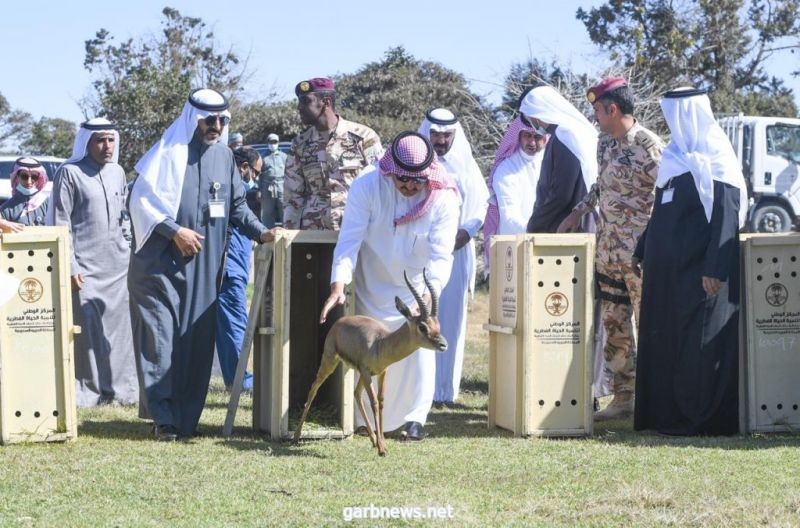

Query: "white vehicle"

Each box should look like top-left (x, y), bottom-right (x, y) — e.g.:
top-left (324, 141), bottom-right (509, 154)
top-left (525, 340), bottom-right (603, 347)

top-left (717, 114), bottom-right (800, 232)
top-left (0, 155), bottom-right (63, 206)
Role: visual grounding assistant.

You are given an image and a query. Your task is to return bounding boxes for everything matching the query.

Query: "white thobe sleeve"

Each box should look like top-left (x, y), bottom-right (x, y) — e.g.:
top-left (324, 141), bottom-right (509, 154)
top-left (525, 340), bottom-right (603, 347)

top-left (330, 176), bottom-right (371, 285)
top-left (426, 191), bottom-right (460, 294)
top-left (493, 164), bottom-right (528, 234)
top-left (460, 162), bottom-right (489, 238)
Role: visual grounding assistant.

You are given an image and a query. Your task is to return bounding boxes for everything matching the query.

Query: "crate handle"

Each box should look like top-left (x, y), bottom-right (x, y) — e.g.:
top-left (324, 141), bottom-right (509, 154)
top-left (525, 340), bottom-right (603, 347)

top-left (483, 323), bottom-right (516, 335)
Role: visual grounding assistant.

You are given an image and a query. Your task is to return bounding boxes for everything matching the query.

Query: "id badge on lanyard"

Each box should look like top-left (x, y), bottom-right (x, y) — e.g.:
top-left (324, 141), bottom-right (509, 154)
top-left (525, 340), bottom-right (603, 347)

top-left (661, 180), bottom-right (675, 204)
top-left (209, 181), bottom-right (225, 218)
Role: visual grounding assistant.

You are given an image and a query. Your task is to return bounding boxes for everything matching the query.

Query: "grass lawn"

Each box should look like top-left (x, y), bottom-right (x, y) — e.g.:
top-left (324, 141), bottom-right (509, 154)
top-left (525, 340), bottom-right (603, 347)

top-left (1, 290), bottom-right (800, 527)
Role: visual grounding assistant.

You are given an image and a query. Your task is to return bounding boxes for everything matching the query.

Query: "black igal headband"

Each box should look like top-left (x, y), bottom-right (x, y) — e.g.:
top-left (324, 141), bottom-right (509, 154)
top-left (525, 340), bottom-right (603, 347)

top-left (425, 108), bottom-right (458, 126)
top-left (390, 131), bottom-right (435, 173)
top-left (15, 157), bottom-right (42, 168)
top-left (188, 88), bottom-right (230, 112)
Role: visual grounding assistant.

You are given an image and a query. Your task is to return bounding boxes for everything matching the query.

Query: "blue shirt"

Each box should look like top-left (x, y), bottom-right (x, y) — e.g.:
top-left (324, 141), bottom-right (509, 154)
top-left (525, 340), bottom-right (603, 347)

top-left (225, 227), bottom-right (251, 280)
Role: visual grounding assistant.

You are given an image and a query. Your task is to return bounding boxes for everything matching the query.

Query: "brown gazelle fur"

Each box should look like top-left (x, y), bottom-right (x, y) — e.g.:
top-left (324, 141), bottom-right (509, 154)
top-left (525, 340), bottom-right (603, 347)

top-left (293, 269), bottom-right (446, 456)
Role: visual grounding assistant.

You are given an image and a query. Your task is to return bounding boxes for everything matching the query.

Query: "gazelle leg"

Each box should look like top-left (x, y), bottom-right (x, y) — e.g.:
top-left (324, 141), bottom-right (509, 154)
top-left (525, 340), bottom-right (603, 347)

top-left (354, 376), bottom-right (377, 447)
top-left (293, 349), bottom-right (340, 442)
top-left (377, 371), bottom-right (387, 446)
top-left (360, 367), bottom-right (386, 456)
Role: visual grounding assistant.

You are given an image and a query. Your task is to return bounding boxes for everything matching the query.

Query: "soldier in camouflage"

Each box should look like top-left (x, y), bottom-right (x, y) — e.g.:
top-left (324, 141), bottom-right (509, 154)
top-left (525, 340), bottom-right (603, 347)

top-left (559, 77), bottom-right (664, 420)
top-left (283, 77), bottom-right (383, 230)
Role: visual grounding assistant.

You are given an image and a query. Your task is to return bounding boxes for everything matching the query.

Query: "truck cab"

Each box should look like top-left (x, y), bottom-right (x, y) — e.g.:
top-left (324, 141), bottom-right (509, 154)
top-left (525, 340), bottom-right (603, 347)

top-left (717, 114), bottom-right (800, 232)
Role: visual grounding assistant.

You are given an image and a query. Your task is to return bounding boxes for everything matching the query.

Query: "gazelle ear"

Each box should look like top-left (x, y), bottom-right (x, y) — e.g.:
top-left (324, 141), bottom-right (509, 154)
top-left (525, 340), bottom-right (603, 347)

top-left (395, 296), bottom-right (414, 319)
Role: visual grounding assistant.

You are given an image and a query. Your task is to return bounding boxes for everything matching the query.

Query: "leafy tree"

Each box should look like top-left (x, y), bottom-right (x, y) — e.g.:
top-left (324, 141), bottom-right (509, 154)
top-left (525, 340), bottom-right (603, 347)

top-left (0, 92), bottom-right (32, 150)
top-left (83, 7), bottom-right (246, 171)
top-left (230, 97), bottom-right (303, 145)
top-left (334, 47), bottom-right (499, 166)
top-left (499, 58), bottom-right (672, 141)
top-left (576, 0), bottom-right (800, 116)
top-left (19, 118), bottom-right (76, 158)
top-left (236, 47), bottom-right (501, 167)
top-left (500, 58), bottom-right (591, 118)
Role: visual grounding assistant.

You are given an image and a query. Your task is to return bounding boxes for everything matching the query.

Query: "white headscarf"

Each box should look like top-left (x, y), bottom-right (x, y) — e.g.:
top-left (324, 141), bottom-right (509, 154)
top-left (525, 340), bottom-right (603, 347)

top-left (519, 85), bottom-right (598, 191)
top-left (417, 107), bottom-right (485, 198)
top-left (129, 88), bottom-right (231, 253)
top-left (46, 118), bottom-right (120, 224)
top-left (418, 108), bottom-right (488, 294)
top-left (657, 88), bottom-right (747, 227)
top-left (63, 118), bottom-right (120, 166)
top-left (418, 108), bottom-right (476, 175)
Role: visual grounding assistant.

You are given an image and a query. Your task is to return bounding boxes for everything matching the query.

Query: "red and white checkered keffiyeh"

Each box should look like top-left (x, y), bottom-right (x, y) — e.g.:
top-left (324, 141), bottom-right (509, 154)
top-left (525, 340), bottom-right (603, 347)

top-left (483, 117), bottom-right (547, 257)
top-left (379, 132), bottom-right (457, 226)
top-left (10, 158), bottom-right (49, 215)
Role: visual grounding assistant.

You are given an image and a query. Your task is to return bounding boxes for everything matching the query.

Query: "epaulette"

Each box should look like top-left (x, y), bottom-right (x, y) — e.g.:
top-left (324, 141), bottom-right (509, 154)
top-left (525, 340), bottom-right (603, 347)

top-left (346, 130), bottom-right (365, 144)
top-left (634, 127), bottom-right (664, 150)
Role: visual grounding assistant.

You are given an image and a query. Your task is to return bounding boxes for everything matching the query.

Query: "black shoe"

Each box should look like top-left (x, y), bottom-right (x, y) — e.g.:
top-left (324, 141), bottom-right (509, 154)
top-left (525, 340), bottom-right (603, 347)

top-left (399, 421), bottom-right (426, 441)
top-left (433, 401), bottom-right (444, 409)
top-left (153, 424), bottom-right (178, 442)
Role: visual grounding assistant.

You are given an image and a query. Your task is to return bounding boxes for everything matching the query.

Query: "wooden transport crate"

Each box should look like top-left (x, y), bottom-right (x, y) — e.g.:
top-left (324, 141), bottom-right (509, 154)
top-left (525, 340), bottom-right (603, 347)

top-left (0, 227), bottom-right (78, 444)
top-left (485, 234), bottom-right (595, 437)
top-left (740, 233), bottom-right (800, 433)
top-left (252, 230), bottom-right (355, 440)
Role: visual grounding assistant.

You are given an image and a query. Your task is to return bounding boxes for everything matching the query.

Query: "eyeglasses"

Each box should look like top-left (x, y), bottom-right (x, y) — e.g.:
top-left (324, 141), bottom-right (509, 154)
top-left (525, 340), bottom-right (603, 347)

top-left (394, 174), bottom-right (428, 185)
top-left (18, 172), bottom-right (40, 182)
top-left (203, 114), bottom-right (231, 127)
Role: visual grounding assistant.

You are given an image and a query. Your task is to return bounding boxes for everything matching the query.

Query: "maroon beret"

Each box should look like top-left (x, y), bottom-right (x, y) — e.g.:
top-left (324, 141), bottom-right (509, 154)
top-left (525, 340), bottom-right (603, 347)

top-left (586, 77), bottom-right (627, 103)
top-left (295, 77), bottom-right (336, 96)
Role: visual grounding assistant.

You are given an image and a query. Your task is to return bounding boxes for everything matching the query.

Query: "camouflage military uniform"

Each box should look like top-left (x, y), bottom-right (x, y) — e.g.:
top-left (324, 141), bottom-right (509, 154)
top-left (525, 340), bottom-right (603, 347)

top-left (577, 121), bottom-right (663, 394)
top-left (283, 117), bottom-right (382, 230)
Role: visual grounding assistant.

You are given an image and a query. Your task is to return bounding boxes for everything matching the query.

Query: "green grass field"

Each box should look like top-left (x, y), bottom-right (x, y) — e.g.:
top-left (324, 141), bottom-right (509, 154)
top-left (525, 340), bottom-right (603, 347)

top-left (1, 291), bottom-right (799, 527)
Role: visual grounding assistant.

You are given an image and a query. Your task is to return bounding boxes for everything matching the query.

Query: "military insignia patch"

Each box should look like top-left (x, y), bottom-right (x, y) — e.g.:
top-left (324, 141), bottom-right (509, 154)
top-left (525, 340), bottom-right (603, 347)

top-left (587, 90), bottom-right (597, 103)
top-left (299, 81), bottom-right (310, 92)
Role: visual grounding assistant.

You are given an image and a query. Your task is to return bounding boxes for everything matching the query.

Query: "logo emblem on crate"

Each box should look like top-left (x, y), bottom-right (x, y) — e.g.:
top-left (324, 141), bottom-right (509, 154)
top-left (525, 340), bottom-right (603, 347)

top-left (505, 247), bottom-right (514, 282)
top-left (765, 283), bottom-right (788, 307)
top-left (545, 292), bottom-right (568, 316)
top-left (18, 277), bottom-right (44, 303)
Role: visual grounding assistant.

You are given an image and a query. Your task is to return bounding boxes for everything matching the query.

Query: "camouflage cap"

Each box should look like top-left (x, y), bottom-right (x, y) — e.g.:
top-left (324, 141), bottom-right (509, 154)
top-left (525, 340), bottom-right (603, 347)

top-left (295, 77), bottom-right (335, 96)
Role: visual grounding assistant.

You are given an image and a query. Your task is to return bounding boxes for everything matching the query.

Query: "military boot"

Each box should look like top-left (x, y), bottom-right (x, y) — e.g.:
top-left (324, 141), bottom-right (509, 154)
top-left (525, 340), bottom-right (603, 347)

top-left (594, 392), bottom-right (634, 421)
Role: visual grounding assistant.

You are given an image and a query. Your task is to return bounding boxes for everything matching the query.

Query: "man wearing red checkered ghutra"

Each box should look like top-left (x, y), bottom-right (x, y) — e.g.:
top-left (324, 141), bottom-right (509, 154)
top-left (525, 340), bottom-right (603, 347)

top-left (320, 132), bottom-right (460, 441)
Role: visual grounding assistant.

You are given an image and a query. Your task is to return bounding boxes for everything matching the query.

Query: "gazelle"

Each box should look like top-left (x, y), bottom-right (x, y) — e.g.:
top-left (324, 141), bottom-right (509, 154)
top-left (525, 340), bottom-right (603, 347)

top-left (293, 269), bottom-right (446, 456)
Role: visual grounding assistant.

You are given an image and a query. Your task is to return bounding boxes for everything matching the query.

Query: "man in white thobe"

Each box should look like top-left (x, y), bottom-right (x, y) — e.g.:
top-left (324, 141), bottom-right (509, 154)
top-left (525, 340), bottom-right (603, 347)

top-left (320, 131), bottom-right (459, 440)
top-left (483, 115), bottom-right (547, 272)
top-left (418, 108), bottom-right (488, 405)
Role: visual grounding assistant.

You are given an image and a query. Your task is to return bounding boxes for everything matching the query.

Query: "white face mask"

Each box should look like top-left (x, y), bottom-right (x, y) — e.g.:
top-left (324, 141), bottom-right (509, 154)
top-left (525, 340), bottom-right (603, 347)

top-left (16, 183), bottom-right (37, 196)
top-left (244, 179), bottom-right (257, 191)
top-left (267, 143), bottom-right (279, 152)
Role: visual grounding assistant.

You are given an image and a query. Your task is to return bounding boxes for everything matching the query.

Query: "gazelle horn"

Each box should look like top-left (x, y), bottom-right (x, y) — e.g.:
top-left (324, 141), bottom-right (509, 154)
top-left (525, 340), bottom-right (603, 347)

top-left (422, 268), bottom-right (438, 317)
top-left (403, 270), bottom-right (429, 320)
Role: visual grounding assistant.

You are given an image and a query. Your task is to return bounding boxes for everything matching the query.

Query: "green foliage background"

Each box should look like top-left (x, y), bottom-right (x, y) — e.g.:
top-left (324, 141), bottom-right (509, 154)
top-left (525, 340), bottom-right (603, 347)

top-left (1, 2), bottom-right (799, 164)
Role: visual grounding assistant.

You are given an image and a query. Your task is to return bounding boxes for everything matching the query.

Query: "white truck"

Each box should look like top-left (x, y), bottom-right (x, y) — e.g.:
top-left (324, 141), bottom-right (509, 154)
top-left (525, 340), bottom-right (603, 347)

top-left (717, 114), bottom-right (800, 232)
